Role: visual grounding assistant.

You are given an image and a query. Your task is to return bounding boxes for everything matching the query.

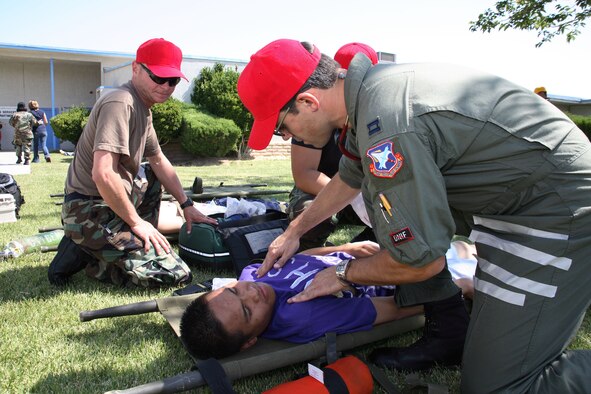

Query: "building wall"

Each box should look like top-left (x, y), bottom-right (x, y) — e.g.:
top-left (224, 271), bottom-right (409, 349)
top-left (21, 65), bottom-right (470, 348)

top-left (54, 61), bottom-right (101, 108)
top-left (552, 102), bottom-right (591, 116)
top-left (0, 57), bottom-right (101, 151)
top-left (0, 58), bottom-right (100, 109)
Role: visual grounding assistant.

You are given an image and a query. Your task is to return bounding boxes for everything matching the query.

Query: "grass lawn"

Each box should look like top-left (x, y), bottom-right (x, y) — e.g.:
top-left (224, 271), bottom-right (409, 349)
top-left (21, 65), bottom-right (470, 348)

top-left (1, 155), bottom-right (589, 393)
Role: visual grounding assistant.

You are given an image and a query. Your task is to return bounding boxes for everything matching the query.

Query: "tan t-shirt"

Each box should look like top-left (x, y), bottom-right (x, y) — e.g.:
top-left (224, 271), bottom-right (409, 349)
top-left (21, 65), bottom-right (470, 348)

top-left (66, 82), bottom-right (161, 196)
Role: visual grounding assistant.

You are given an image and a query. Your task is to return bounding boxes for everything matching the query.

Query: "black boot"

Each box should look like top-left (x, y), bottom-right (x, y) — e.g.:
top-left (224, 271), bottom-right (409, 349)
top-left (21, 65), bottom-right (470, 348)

top-left (370, 291), bottom-right (469, 371)
top-left (48, 236), bottom-right (94, 285)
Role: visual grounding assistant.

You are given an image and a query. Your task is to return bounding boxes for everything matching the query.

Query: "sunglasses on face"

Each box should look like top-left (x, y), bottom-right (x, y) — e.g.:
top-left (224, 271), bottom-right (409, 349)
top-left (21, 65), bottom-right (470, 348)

top-left (273, 106), bottom-right (291, 137)
top-left (140, 63), bottom-right (181, 87)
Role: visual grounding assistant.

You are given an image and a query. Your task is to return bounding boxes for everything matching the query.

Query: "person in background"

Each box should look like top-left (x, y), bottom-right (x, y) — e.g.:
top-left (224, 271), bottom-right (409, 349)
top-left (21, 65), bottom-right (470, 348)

top-left (9, 102), bottom-right (35, 165)
top-left (47, 38), bottom-right (217, 288)
top-left (285, 43), bottom-right (379, 250)
top-left (28, 100), bottom-right (51, 163)
top-left (534, 86), bottom-right (548, 100)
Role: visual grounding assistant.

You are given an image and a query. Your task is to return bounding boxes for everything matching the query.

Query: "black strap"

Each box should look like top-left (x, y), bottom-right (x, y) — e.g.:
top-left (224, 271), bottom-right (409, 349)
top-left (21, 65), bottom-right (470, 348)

top-left (324, 367), bottom-right (350, 394)
top-left (367, 363), bottom-right (400, 394)
top-left (196, 358), bottom-right (236, 394)
top-left (325, 332), bottom-right (339, 365)
top-left (64, 192), bottom-right (102, 203)
top-left (406, 373), bottom-right (449, 394)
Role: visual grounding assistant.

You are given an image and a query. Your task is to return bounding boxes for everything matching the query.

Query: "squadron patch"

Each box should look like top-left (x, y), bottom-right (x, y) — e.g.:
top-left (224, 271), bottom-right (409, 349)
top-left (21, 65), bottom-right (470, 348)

top-left (390, 227), bottom-right (414, 246)
top-left (366, 141), bottom-right (404, 178)
top-left (367, 118), bottom-right (381, 136)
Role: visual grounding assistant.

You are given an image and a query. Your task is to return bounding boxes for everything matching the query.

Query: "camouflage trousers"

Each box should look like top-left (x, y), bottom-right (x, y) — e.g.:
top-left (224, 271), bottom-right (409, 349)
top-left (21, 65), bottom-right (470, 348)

top-left (61, 163), bottom-right (192, 288)
top-left (14, 132), bottom-right (33, 161)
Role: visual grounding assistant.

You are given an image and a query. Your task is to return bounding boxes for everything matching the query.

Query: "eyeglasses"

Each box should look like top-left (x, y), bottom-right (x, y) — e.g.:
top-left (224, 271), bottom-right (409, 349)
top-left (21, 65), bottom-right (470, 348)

top-left (140, 63), bottom-right (181, 87)
top-left (273, 106), bottom-right (291, 137)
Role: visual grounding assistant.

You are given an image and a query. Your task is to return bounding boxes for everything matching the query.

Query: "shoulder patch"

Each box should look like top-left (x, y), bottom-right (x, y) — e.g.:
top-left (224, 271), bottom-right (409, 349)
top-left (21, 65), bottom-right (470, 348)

top-left (390, 227), bottom-right (414, 246)
top-left (366, 141), bottom-right (404, 178)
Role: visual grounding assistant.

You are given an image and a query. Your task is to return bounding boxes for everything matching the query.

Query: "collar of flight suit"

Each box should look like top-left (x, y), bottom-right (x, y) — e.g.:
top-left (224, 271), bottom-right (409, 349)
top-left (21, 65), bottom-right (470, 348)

top-left (344, 54), bottom-right (373, 131)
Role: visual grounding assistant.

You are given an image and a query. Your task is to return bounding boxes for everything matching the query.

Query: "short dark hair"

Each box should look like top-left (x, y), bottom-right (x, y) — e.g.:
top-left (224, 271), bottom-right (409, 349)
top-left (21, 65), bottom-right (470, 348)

top-left (180, 293), bottom-right (250, 360)
top-left (282, 42), bottom-right (340, 114)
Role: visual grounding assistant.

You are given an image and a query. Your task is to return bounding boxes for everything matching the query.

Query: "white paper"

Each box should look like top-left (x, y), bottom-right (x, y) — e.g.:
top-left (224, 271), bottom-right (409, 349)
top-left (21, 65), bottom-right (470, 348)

top-left (308, 363), bottom-right (324, 384)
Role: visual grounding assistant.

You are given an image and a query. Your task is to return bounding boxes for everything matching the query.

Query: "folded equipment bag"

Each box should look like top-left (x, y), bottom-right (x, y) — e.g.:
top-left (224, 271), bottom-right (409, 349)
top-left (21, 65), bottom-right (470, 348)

top-left (178, 222), bottom-right (233, 270)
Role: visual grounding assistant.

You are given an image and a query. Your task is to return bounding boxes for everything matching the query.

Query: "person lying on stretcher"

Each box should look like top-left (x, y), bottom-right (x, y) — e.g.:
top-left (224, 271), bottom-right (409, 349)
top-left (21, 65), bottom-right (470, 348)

top-left (180, 240), bottom-right (477, 360)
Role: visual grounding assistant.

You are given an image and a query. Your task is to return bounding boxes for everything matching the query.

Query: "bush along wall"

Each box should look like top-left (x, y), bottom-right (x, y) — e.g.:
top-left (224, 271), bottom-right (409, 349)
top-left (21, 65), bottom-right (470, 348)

top-left (567, 113), bottom-right (591, 140)
top-left (152, 98), bottom-right (183, 145)
top-left (180, 107), bottom-right (241, 157)
top-left (49, 106), bottom-right (90, 145)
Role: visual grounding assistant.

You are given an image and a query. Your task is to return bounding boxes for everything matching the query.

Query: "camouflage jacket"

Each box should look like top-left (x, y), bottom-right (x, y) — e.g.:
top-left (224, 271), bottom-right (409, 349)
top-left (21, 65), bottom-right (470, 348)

top-left (9, 111), bottom-right (35, 136)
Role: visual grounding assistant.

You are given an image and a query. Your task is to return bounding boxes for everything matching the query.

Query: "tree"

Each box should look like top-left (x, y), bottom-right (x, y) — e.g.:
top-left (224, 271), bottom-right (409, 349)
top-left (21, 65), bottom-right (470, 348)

top-left (470, 0), bottom-right (591, 47)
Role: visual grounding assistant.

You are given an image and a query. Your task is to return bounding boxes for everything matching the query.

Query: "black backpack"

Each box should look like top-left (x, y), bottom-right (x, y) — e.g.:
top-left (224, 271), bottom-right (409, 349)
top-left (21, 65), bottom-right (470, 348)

top-left (0, 173), bottom-right (25, 218)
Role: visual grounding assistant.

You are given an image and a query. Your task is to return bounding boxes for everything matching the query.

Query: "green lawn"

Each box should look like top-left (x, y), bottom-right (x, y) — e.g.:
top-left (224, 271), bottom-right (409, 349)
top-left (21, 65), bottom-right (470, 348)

top-left (0, 156), bottom-right (589, 393)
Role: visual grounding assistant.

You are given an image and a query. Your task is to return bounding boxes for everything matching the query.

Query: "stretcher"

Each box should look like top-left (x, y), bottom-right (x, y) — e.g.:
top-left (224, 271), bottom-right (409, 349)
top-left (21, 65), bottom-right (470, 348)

top-left (80, 292), bottom-right (425, 394)
top-left (163, 183), bottom-right (290, 201)
top-left (51, 180), bottom-right (290, 205)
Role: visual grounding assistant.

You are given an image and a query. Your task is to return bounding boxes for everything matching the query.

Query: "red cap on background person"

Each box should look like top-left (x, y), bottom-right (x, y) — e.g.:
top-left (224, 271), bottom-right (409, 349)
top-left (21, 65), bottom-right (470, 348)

top-left (334, 42), bottom-right (378, 69)
top-left (136, 38), bottom-right (188, 81)
top-left (237, 39), bottom-right (321, 150)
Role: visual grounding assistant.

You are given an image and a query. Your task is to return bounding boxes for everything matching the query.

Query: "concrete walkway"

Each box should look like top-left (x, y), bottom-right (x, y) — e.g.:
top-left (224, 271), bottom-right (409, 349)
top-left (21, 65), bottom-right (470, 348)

top-left (0, 151), bottom-right (32, 176)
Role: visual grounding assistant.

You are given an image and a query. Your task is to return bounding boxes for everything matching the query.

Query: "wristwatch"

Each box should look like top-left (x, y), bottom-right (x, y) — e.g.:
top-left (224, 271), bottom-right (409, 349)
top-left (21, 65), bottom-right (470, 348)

top-left (179, 196), bottom-right (193, 209)
top-left (335, 259), bottom-right (351, 284)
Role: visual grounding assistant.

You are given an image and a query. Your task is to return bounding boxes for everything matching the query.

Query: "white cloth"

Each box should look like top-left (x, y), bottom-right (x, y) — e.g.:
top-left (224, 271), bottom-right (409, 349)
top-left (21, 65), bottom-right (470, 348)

top-left (350, 193), bottom-right (371, 227)
top-left (212, 278), bottom-right (237, 290)
top-left (446, 242), bottom-right (477, 280)
top-left (224, 197), bottom-right (266, 218)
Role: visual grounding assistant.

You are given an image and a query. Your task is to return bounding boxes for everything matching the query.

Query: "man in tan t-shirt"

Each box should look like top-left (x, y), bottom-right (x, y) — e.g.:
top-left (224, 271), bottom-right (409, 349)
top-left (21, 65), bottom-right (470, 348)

top-left (48, 38), bottom-right (217, 288)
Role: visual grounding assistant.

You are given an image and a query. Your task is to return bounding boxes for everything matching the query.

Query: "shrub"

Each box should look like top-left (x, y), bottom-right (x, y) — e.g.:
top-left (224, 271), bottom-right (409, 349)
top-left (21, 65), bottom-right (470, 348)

top-left (152, 97), bottom-right (183, 145)
top-left (180, 107), bottom-right (241, 157)
top-left (49, 106), bottom-right (90, 144)
top-left (566, 113), bottom-right (591, 139)
top-left (191, 63), bottom-right (253, 135)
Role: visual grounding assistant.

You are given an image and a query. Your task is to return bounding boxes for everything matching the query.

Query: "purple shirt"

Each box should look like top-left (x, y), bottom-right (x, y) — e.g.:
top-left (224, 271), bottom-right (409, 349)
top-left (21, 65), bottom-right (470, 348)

top-left (239, 252), bottom-right (381, 343)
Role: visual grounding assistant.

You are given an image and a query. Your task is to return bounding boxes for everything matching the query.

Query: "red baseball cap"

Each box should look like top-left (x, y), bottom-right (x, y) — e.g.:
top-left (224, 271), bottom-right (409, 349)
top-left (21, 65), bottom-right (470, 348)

top-left (238, 39), bottom-right (321, 150)
top-left (136, 38), bottom-right (188, 81)
top-left (334, 42), bottom-right (378, 69)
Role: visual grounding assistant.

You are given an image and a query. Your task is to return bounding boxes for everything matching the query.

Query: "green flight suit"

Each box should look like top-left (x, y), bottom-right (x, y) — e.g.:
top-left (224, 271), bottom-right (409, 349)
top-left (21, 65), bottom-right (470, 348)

top-left (339, 55), bottom-right (591, 392)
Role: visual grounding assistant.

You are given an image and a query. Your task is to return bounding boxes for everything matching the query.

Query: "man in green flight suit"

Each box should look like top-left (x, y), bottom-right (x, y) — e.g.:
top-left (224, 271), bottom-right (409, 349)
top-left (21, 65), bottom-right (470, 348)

top-left (236, 39), bottom-right (591, 393)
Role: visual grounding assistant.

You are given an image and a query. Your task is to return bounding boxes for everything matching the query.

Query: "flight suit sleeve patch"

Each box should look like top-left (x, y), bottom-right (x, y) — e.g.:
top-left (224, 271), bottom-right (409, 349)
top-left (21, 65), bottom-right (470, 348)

top-left (366, 140), bottom-right (404, 178)
top-left (390, 227), bottom-right (414, 246)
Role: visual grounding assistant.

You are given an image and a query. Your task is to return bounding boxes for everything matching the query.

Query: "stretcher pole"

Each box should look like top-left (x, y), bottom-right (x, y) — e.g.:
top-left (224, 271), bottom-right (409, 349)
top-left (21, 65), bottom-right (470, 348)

top-left (80, 300), bottom-right (159, 322)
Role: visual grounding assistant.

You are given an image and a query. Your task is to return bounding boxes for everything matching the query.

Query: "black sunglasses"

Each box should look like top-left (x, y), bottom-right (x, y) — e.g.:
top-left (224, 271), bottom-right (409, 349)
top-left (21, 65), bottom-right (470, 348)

top-left (273, 106), bottom-right (291, 137)
top-left (140, 63), bottom-right (181, 87)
